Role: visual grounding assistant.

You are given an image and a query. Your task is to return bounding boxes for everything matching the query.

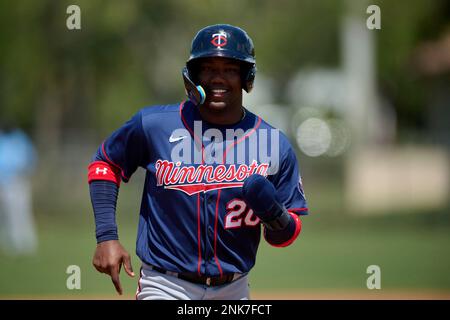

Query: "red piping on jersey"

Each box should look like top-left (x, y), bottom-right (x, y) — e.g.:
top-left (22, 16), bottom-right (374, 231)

top-left (101, 141), bottom-right (129, 181)
top-left (197, 149), bottom-right (205, 276)
top-left (197, 193), bottom-right (202, 276)
top-left (180, 101), bottom-right (205, 163)
top-left (223, 116), bottom-right (262, 161)
top-left (179, 101), bottom-right (205, 275)
top-left (214, 189), bottom-right (224, 276)
top-left (213, 115), bottom-right (262, 277)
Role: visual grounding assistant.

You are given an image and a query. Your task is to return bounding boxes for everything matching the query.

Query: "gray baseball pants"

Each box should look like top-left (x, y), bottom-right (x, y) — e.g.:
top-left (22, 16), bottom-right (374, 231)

top-left (136, 262), bottom-right (250, 300)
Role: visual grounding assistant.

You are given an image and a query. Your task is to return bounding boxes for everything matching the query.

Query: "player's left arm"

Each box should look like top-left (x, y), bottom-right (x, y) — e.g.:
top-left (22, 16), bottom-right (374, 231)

top-left (242, 145), bottom-right (308, 247)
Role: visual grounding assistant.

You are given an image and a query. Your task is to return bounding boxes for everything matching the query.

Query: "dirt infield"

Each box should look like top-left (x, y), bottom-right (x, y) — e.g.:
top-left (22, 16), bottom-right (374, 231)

top-left (251, 290), bottom-right (450, 300)
top-left (2, 290), bottom-right (450, 300)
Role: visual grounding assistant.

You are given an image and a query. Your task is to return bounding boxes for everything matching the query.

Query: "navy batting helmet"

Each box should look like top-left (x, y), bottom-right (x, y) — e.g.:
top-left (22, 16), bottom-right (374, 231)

top-left (182, 24), bottom-right (256, 105)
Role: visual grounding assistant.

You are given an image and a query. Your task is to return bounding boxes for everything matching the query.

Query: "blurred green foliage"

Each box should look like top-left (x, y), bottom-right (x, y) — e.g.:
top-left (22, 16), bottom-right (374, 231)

top-left (1, 0), bottom-right (449, 137)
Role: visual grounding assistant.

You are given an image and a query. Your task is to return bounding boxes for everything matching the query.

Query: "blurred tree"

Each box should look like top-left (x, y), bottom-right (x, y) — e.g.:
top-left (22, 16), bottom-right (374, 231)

top-left (375, 0), bottom-right (450, 137)
top-left (0, 0), bottom-right (449, 154)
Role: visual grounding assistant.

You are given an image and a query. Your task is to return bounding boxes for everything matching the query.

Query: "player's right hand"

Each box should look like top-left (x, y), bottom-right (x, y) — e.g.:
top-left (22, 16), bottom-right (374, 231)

top-left (92, 240), bottom-right (135, 295)
top-left (242, 174), bottom-right (281, 222)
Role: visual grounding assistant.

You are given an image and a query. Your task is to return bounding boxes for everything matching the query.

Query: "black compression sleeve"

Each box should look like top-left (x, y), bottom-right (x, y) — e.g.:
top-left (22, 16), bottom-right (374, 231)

top-left (89, 180), bottom-right (119, 243)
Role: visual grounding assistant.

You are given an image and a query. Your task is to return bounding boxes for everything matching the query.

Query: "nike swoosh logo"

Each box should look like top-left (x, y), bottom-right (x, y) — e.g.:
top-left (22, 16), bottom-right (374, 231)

top-left (169, 135), bottom-right (187, 143)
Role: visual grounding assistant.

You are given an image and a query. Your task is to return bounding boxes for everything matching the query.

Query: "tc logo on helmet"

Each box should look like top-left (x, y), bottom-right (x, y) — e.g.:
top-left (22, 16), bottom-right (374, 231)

top-left (211, 32), bottom-right (227, 47)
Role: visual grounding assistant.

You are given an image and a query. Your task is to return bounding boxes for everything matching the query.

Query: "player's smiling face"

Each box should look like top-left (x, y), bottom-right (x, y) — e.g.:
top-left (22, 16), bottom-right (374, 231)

top-left (197, 57), bottom-right (242, 114)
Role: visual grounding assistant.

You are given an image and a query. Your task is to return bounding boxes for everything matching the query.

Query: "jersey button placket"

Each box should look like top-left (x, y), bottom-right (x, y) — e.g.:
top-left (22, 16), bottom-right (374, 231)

top-left (203, 192), bottom-right (213, 272)
top-left (204, 192), bottom-right (216, 275)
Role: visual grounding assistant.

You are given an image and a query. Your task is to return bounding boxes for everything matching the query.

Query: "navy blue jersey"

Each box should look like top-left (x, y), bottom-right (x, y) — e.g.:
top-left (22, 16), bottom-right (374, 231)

top-left (92, 101), bottom-right (308, 276)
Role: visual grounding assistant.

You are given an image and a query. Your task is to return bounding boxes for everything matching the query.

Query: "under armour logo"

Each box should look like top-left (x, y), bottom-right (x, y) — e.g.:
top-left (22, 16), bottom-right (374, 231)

top-left (211, 32), bottom-right (227, 47)
top-left (96, 167), bottom-right (108, 175)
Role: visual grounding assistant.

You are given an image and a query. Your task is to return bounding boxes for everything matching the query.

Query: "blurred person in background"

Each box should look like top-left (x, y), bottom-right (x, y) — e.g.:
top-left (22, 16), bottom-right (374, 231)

top-left (0, 120), bottom-right (38, 255)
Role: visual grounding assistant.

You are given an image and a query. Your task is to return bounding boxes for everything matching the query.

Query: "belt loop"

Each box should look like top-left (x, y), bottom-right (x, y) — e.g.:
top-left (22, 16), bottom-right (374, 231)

top-left (167, 271), bottom-right (178, 277)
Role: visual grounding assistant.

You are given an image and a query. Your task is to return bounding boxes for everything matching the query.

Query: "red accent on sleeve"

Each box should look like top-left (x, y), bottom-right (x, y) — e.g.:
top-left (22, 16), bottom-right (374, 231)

top-left (265, 212), bottom-right (302, 248)
top-left (88, 161), bottom-right (121, 186)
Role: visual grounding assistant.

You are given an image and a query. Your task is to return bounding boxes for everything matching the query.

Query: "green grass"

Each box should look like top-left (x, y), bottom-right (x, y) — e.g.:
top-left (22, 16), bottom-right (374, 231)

top-left (251, 225), bottom-right (450, 291)
top-left (1, 219), bottom-right (450, 298)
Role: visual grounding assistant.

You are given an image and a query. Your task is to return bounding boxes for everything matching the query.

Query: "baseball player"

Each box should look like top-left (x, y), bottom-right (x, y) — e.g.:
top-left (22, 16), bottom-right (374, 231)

top-left (88, 24), bottom-right (308, 300)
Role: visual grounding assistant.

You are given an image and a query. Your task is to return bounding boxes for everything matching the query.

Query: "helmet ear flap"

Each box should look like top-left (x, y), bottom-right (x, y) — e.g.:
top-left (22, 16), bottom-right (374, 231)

top-left (182, 66), bottom-right (206, 106)
top-left (243, 64), bottom-right (256, 93)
